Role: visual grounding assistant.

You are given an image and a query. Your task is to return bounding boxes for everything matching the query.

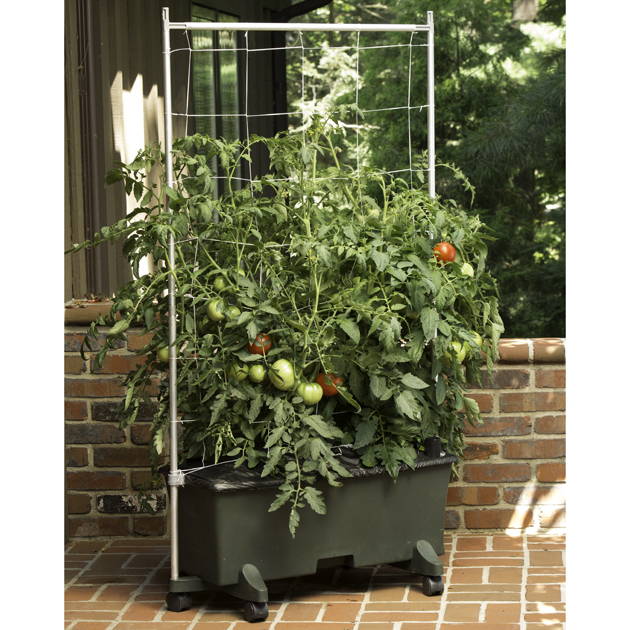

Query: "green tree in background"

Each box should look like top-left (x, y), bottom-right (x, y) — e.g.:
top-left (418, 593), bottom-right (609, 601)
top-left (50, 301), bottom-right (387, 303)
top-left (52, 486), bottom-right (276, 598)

top-left (288, 0), bottom-right (565, 337)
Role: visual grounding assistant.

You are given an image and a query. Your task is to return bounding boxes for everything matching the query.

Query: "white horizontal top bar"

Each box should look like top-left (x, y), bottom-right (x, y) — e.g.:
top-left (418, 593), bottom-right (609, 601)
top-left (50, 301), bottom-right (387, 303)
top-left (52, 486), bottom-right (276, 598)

top-left (167, 21), bottom-right (430, 33)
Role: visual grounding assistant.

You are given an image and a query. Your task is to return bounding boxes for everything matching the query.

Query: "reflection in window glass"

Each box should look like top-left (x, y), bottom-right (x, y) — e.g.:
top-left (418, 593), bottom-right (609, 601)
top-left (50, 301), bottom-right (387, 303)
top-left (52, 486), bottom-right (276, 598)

top-left (191, 6), bottom-right (240, 142)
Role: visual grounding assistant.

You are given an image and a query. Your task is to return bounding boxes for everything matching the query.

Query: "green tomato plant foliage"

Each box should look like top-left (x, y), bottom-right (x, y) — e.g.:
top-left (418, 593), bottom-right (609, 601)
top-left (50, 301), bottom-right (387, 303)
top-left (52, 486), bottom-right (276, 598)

top-left (68, 117), bottom-right (503, 535)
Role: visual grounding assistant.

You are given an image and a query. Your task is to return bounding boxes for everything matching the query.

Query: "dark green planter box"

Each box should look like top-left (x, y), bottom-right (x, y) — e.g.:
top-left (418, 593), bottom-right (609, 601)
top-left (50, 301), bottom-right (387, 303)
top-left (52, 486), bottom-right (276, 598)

top-left (176, 450), bottom-right (457, 589)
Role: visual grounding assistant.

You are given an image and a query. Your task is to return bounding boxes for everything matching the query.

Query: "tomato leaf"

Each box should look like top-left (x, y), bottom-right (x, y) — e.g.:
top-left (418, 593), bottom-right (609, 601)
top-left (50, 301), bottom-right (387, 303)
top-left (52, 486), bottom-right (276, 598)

top-left (338, 318), bottom-right (360, 344)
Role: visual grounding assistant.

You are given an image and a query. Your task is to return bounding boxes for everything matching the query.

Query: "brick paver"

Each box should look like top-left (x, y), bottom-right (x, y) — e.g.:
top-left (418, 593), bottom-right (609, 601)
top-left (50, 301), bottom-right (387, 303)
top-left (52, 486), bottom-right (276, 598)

top-left (65, 534), bottom-right (565, 628)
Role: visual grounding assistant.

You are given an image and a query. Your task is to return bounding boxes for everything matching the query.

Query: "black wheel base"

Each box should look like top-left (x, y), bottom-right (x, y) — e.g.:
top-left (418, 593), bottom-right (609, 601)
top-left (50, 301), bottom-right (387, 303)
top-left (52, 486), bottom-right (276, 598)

top-left (166, 591), bottom-right (193, 612)
top-left (421, 575), bottom-right (444, 596)
top-left (243, 600), bottom-right (269, 622)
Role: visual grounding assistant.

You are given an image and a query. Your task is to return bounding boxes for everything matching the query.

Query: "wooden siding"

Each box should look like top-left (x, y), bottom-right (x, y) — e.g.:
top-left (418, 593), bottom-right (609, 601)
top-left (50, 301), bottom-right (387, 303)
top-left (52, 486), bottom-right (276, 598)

top-left (65, 0), bottom-right (292, 299)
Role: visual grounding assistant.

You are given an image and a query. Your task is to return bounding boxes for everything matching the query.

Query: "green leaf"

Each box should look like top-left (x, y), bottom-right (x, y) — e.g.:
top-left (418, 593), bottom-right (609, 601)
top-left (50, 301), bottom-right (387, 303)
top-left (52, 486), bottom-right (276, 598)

top-left (436, 375), bottom-right (447, 405)
top-left (338, 318), bottom-right (360, 344)
top-left (268, 490), bottom-right (291, 512)
top-left (354, 418), bottom-right (377, 448)
top-left (107, 319), bottom-right (130, 337)
top-left (395, 390), bottom-right (422, 420)
top-left (265, 426), bottom-right (285, 448)
top-left (303, 487), bottom-right (326, 514)
top-left (370, 250), bottom-right (389, 272)
top-left (400, 373), bottom-right (430, 390)
top-left (369, 374), bottom-right (392, 400)
top-left (304, 416), bottom-right (344, 439)
top-left (420, 307), bottom-right (439, 340)
top-left (185, 313), bottom-right (195, 334)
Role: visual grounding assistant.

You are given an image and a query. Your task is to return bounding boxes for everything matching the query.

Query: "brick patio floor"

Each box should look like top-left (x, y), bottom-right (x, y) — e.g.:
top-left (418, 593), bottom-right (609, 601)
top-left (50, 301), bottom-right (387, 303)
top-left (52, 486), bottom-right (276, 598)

top-left (64, 533), bottom-right (565, 629)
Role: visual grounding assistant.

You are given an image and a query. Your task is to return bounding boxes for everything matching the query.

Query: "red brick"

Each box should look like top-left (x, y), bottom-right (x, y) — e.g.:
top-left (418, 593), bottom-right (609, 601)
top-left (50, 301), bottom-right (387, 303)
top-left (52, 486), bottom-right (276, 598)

top-left (66, 447), bottom-right (88, 467)
top-left (464, 508), bottom-right (533, 529)
top-left (466, 393), bottom-right (494, 413)
top-left (533, 338), bottom-right (565, 363)
top-left (131, 471), bottom-right (165, 490)
top-left (66, 423), bottom-right (126, 444)
top-left (503, 439), bottom-right (565, 459)
top-left (500, 392), bottom-right (565, 413)
top-left (498, 339), bottom-right (529, 363)
top-left (535, 415), bottom-right (565, 434)
top-left (68, 516), bottom-right (129, 537)
top-left (535, 369), bottom-right (565, 388)
top-left (65, 332), bottom-right (125, 352)
top-left (91, 354), bottom-right (147, 374)
top-left (464, 416), bottom-right (532, 437)
top-left (536, 463), bottom-right (565, 482)
top-left (65, 400), bottom-right (88, 421)
top-left (477, 369), bottom-right (530, 389)
top-left (127, 332), bottom-right (154, 351)
top-left (65, 355), bottom-right (86, 374)
top-left (67, 494), bottom-right (92, 514)
top-left (65, 378), bottom-right (125, 398)
top-left (449, 486), bottom-right (500, 506)
top-left (92, 401), bottom-right (156, 422)
top-left (133, 516), bottom-right (166, 536)
top-left (94, 447), bottom-right (152, 467)
top-left (66, 471), bottom-right (126, 490)
top-left (444, 509), bottom-right (461, 529)
top-left (464, 463), bottom-right (531, 483)
top-left (131, 424), bottom-right (152, 445)
top-left (504, 485), bottom-right (565, 505)
top-left (463, 442), bottom-right (499, 460)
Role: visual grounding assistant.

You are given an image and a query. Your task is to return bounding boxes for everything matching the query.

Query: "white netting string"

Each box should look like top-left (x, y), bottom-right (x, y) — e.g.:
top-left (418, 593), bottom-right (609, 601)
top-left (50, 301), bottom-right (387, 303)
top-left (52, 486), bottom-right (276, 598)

top-left (167, 22), bottom-right (433, 476)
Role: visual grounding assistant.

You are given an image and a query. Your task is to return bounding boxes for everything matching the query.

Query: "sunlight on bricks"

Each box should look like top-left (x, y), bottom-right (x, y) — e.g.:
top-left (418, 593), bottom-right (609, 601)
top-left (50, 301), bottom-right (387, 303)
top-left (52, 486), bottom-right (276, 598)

top-left (64, 533), bottom-right (565, 629)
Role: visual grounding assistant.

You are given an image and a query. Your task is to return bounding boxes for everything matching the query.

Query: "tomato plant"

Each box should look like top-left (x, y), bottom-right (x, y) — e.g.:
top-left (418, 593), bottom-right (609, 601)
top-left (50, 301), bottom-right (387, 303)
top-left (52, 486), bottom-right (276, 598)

top-left (268, 359), bottom-right (295, 391)
top-left (248, 364), bottom-right (267, 383)
top-left (71, 119), bottom-right (503, 536)
top-left (248, 333), bottom-right (272, 355)
top-left (207, 299), bottom-right (225, 321)
top-left (433, 242), bottom-right (457, 263)
top-left (297, 382), bottom-right (324, 405)
top-left (316, 373), bottom-right (343, 397)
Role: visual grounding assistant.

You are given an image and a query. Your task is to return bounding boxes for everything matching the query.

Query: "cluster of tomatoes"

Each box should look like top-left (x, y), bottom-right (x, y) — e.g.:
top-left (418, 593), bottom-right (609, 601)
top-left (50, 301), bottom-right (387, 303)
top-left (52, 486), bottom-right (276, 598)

top-left (228, 332), bottom-right (344, 406)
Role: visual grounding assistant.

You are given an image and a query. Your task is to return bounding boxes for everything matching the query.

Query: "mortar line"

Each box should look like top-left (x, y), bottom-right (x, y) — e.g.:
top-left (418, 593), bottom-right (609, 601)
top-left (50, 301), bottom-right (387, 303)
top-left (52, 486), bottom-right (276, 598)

top-left (351, 564), bottom-right (377, 630)
top-left (65, 539), bottom-right (114, 590)
top-left (435, 532), bottom-right (453, 630)
top-left (268, 575), bottom-right (299, 630)
top-left (109, 551), bottom-right (170, 629)
top-left (520, 533), bottom-right (530, 630)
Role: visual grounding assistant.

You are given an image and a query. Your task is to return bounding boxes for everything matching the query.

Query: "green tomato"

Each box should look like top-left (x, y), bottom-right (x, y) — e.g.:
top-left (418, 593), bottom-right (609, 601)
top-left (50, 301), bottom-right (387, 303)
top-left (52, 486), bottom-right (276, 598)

top-left (207, 298), bottom-right (225, 321)
top-left (213, 277), bottom-right (226, 291)
top-left (249, 364), bottom-right (267, 383)
top-left (451, 340), bottom-right (467, 363)
top-left (228, 364), bottom-right (249, 382)
top-left (297, 382), bottom-right (324, 405)
top-left (470, 332), bottom-right (483, 348)
top-left (268, 359), bottom-right (295, 391)
top-left (226, 305), bottom-right (241, 320)
top-left (157, 346), bottom-right (170, 363)
top-left (461, 262), bottom-right (475, 277)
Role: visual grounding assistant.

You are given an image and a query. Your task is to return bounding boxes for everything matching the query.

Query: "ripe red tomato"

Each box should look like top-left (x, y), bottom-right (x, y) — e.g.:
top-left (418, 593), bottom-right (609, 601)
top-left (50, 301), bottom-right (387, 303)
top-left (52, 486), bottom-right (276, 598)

top-left (433, 242), bottom-right (457, 263)
top-left (248, 333), bottom-right (272, 355)
top-left (316, 372), bottom-right (344, 397)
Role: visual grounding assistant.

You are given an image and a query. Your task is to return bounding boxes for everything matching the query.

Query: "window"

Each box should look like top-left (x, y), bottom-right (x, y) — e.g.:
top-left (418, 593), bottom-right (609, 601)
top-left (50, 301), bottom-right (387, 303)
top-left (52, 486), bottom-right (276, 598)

top-left (191, 6), bottom-right (241, 142)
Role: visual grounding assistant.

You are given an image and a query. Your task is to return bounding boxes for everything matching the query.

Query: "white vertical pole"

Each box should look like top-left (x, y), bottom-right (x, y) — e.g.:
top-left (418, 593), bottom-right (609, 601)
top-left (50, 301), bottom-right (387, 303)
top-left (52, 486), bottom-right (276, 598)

top-left (162, 6), bottom-right (180, 583)
top-left (427, 11), bottom-right (436, 198)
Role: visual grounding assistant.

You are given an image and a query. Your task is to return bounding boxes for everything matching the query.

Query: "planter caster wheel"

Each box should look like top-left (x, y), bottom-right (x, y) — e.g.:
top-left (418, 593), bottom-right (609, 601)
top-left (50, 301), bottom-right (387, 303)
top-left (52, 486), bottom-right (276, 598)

top-left (422, 575), bottom-right (444, 596)
top-left (243, 601), bottom-right (269, 623)
top-left (166, 592), bottom-right (192, 612)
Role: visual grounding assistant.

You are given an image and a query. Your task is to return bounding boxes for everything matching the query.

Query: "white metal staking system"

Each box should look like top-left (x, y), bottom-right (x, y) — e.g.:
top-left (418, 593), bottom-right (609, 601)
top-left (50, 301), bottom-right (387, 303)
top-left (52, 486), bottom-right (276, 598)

top-left (160, 6), bottom-right (436, 585)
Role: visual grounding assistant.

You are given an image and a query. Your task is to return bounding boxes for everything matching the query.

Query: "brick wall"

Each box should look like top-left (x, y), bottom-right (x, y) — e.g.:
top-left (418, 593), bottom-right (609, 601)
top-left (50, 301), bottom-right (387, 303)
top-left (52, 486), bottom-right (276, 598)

top-left (447, 338), bottom-right (566, 533)
top-left (64, 328), bottom-right (565, 539)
